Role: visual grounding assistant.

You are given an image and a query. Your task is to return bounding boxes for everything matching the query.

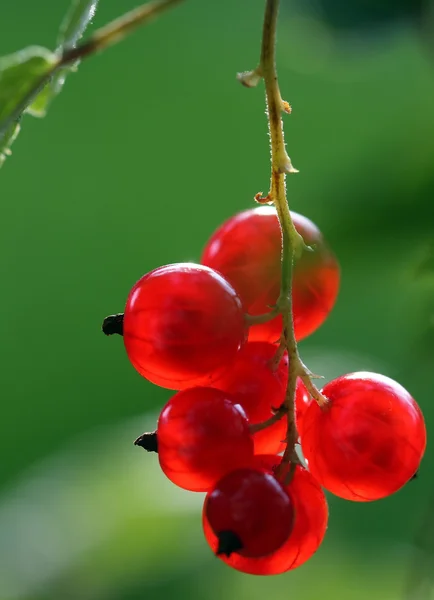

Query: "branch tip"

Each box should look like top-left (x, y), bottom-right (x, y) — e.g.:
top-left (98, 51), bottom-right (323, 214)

top-left (59, 0), bottom-right (185, 67)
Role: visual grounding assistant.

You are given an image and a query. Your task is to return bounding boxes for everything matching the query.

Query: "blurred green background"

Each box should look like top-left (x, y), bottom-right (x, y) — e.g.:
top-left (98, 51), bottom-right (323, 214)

top-left (0, 1), bottom-right (433, 599)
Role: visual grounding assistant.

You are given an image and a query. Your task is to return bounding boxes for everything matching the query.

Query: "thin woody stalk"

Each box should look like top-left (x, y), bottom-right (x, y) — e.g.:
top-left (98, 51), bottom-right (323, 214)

top-left (249, 0), bottom-right (328, 479)
top-left (260, 0), bottom-right (301, 466)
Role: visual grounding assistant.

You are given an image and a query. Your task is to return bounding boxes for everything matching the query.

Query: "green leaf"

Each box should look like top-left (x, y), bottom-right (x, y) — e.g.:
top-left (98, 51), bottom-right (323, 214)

top-left (27, 0), bottom-right (99, 117)
top-left (0, 46), bottom-right (57, 133)
top-left (0, 120), bottom-right (20, 168)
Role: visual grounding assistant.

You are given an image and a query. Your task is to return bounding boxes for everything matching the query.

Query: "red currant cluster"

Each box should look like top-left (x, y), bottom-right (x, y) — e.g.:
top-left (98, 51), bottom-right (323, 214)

top-left (103, 206), bottom-right (426, 575)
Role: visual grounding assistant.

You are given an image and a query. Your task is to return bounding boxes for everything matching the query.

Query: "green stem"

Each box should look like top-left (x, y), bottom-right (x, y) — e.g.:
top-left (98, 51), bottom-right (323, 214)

top-left (59, 0), bottom-right (184, 66)
top-left (260, 0), bottom-right (302, 463)
top-left (249, 403), bottom-right (287, 434)
top-left (299, 370), bottom-right (328, 408)
top-left (245, 306), bottom-right (279, 325)
top-left (242, 1), bottom-right (329, 451)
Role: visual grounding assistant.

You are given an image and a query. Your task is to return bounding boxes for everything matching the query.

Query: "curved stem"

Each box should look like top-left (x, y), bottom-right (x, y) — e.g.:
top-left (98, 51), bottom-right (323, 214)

top-left (253, 0), bottom-right (331, 477)
top-left (245, 306), bottom-right (279, 325)
top-left (299, 369), bottom-right (328, 408)
top-left (249, 403), bottom-right (287, 434)
top-left (260, 0), bottom-right (302, 473)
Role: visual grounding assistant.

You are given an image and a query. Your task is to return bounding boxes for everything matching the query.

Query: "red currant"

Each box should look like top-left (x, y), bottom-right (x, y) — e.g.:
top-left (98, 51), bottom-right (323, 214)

top-left (157, 387), bottom-right (254, 492)
top-left (203, 455), bottom-right (328, 574)
top-left (123, 263), bottom-right (247, 389)
top-left (201, 207), bottom-right (340, 342)
top-left (211, 341), bottom-right (308, 454)
top-left (204, 467), bottom-right (294, 558)
top-left (300, 372), bottom-right (427, 501)
top-left (295, 380), bottom-right (313, 436)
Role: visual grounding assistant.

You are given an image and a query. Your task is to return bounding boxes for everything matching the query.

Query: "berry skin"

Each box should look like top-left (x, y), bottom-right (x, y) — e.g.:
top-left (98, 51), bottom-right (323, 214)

top-left (201, 207), bottom-right (340, 343)
top-left (211, 342), bottom-right (309, 454)
top-left (123, 263), bottom-right (248, 389)
top-left (157, 387), bottom-right (254, 492)
top-left (300, 372), bottom-right (427, 501)
top-left (204, 467), bottom-right (294, 558)
top-left (295, 380), bottom-right (313, 436)
top-left (203, 455), bottom-right (328, 574)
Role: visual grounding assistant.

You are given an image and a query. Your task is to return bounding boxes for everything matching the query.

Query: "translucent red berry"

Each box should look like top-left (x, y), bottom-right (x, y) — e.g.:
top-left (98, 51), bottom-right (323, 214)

top-left (157, 387), bottom-right (254, 492)
top-left (295, 380), bottom-right (313, 436)
top-left (204, 467), bottom-right (294, 558)
top-left (203, 455), bottom-right (328, 574)
top-left (212, 341), bottom-right (309, 454)
top-left (123, 263), bottom-right (248, 389)
top-left (201, 207), bottom-right (340, 342)
top-left (300, 372), bottom-right (427, 501)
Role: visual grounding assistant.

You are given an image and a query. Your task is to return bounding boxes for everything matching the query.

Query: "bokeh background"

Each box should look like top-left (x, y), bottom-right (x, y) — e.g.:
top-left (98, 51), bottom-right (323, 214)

top-left (1, 1), bottom-right (433, 598)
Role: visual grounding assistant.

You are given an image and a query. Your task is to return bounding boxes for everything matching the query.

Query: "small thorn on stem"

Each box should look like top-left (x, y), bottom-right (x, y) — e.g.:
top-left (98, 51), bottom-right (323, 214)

top-left (134, 431), bottom-right (158, 452)
top-left (282, 100), bottom-right (292, 114)
top-left (278, 158), bottom-right (299, 174)
top-left (102, 313), bottom-right (124, 336)
top-left (254, 191), bottom-right (273, 204)
top-left (216, 530), bottom-right (243, 557)
top-left (236, 68), bottom-right (262, 88)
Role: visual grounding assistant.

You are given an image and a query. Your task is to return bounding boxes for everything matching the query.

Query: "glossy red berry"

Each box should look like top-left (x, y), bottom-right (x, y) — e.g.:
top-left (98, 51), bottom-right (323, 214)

top-left (201, 207), bottom-right (340, 342)
top-left (212, 342), bottom-right (309, 454)
top-left (295, 380), bottom-right (313, 436)
top-left (300, 372), bottom-right (427, 501)
top-left (203, 455), bottom-right (328, 574)
top-left (157, 387), bottom-right (254, 492)
top-left (123, 263), bottom-right (247, 389)
top-left (204, 467), bottom-right (294, 558)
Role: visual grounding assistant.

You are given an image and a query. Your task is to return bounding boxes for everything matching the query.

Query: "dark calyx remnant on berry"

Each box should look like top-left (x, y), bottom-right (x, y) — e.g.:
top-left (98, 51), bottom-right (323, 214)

top-left (216, 530), bottom-right (243, 557)
top-left (102, 313), bottom-right (124, 336)
top-left (410, 470), bottom-right (419, 481)
top-left (134, 431), bottom-right (158, 453)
